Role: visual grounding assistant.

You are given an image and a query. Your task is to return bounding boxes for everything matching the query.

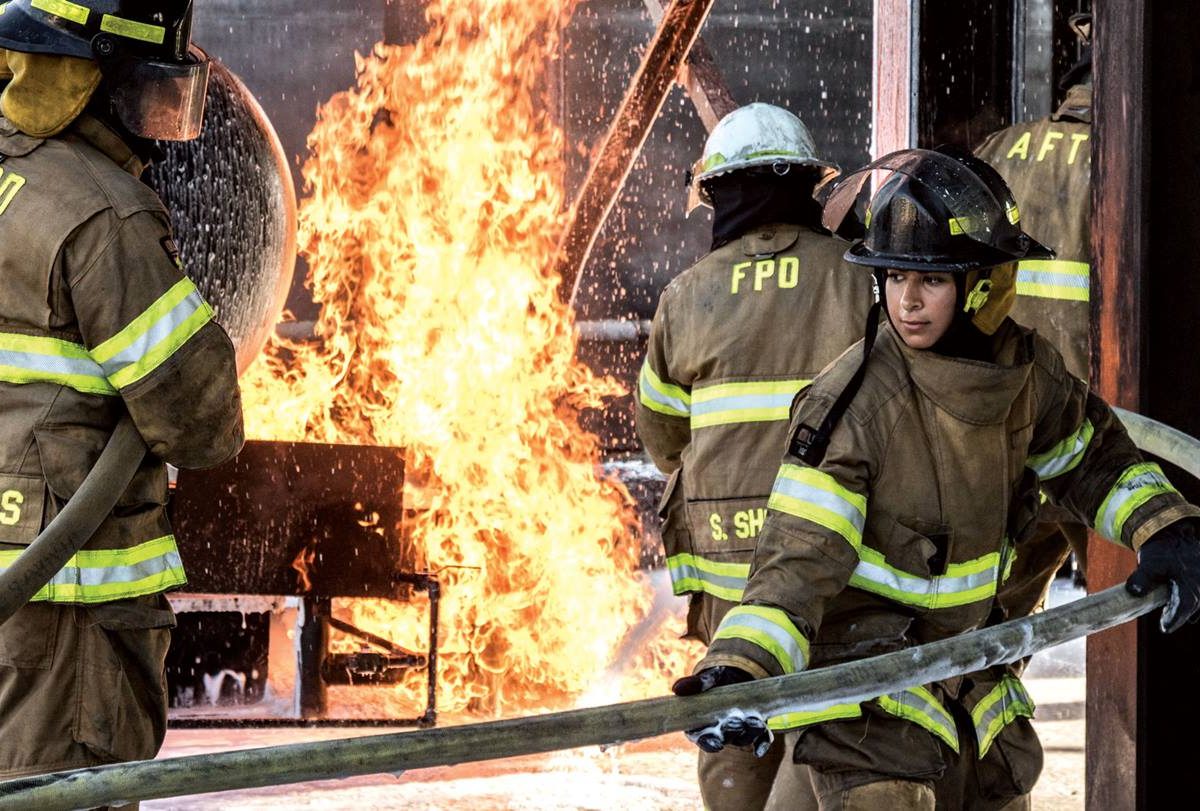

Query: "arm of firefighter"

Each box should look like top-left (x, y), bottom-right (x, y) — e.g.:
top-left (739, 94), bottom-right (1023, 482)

top-left (1029, 342), bottom-right (1200, 550)
top-left (65, 208), bottom-right (245, 469)
top-left (635, 293), bottom-right (690, 474)
top-left (696, 393), bottom-right (868, 679)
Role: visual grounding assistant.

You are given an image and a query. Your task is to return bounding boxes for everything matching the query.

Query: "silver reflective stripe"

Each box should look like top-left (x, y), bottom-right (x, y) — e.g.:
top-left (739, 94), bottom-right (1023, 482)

top-left (1016, 268), bottom-right (1089, 291)
top-left (0, 348), bottom-right (109, 379)
top-left (770, 469), bottom-right (866, 546)
top-left (971, 677), bottom-right (1035, 757)
top-left (666, 553), bottom-right (748, 601)
top-left (45, 548), bottom-right (182, 589)
top-left (1027, 419), bottom-right (1094, 480)
top-left (638, 362), bottom-right (690, 417)
top-left (713, 606), bottom-right (809, 673)
top-left (95, 289), bottom-right (207, 378)
top-left (850, 548), bottom-right (998, 608)
top-left (1095, 463), bottom-right (1177, 543)
top-left (878, 686), bottom-right (959, 752)
top-left (689, 379), bottom-right (808, 429)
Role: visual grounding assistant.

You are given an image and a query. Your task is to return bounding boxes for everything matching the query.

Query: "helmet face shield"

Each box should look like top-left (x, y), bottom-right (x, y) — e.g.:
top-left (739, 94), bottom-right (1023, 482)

top-left (824, 149), bottom-right (1052, 272)
top-left (108, 49), bottom-right (209, 141)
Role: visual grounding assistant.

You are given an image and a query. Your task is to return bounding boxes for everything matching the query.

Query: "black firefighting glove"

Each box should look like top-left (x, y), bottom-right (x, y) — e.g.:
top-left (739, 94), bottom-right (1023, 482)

top-left (1126, 520), bottom-right (1200, 633)
top-left (672, 666), bottom-right (773, 757)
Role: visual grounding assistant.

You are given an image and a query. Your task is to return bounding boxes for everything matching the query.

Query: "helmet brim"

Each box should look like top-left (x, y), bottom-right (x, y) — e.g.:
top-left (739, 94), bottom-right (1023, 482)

top-left (844, 239), bottom-right (1044, 273)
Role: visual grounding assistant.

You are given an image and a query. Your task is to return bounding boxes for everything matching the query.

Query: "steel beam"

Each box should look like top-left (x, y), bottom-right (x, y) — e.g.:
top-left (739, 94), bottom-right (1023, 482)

top-left (554, 0), bottom-right (718, 306)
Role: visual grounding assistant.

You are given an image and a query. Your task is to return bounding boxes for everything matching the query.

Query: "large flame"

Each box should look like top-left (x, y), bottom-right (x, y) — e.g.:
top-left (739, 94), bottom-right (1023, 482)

top-left (240, 0), bottom-right (700, 716)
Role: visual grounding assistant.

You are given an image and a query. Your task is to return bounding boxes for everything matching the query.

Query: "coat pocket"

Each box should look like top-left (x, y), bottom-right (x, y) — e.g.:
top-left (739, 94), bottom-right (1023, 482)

top-left (0, 473), bottom-right (47, 546)
top-left (34, 423), bottom-right (167, 514)
top-left (0, 602), bottom-right (61, 668)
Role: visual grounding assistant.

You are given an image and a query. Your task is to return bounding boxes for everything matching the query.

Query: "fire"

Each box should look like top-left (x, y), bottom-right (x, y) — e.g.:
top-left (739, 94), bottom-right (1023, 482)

top-left (239, 0), bottom-right (701, 716)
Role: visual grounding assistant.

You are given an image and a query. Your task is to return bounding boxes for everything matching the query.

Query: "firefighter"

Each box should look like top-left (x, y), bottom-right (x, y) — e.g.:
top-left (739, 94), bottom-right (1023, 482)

top-left (672, 148), bottom-right (1200, 810)
top-left (974, 11), bottom-right (1094, 622)
top-left (636, 102), bottom-right (874, 811)
top-left (0, 0), bottom-right (243, 789)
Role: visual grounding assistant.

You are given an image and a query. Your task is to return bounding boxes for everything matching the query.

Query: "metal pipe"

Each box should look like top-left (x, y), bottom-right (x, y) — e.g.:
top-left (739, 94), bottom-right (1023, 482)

top-left (554, 0), bottom-right (718, 307)
top-left (0, 416), bottom-right (147, 627)
top-left (0, 583), bottom-right (1166, 810)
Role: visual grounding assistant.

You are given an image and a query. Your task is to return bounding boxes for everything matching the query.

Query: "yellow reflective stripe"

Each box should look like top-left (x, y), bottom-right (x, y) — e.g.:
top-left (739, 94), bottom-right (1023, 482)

top-left (849, 545), bottom-right (1000, 609)
top-left (0, 331), bottom-right (117, 396)
top-left (0, 535), bottom-right (185, 604)
top-left (1094, 462), bottom-right (1179, 545)
top-left (768, 686), bottom-right (957, 751)
top-left (690, 379), bottom-right (810, 429)
top-left (971, 676), bottom-right (1035, 757)
top-left (713, 605), bottom-right (809, 673)
top-left (769, 702), bottom-right (862, 730)
top-left (1027, 419), bottom-right (1094, 480)
top-left (92, 278), bottom-right (213, 389)
top-left (665, 553), bottom-right (749, 601)
top-left (637, 360), bottom-right (690, 418)
top-left (30, 0), bottom-right (87, 24)
top-left (100, 13), bottom-right (165, 44)
top-left (1016, 259), bottom-right (1090, 302)
top-left (878, 686), bottom-right (960, 753)
top-left (949, 217), bottom-right (975, 236)
top-left (768, 464), bottom-right (866, 549)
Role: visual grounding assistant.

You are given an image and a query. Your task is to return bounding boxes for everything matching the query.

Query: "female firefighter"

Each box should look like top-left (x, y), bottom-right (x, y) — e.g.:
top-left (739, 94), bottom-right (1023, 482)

top-left (671, 148), bottom-right (1200, 810)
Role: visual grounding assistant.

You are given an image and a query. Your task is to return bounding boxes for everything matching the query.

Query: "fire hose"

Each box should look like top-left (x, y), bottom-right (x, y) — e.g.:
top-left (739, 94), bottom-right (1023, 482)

top-left (0, 416), bottom-right (147, 628)
top-left (0, 409), bottom-right (1189, 808)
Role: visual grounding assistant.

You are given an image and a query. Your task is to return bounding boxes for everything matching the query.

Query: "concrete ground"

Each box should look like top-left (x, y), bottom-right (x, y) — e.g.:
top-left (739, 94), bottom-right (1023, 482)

top-left (143, 582), bottom-right (1088, 809)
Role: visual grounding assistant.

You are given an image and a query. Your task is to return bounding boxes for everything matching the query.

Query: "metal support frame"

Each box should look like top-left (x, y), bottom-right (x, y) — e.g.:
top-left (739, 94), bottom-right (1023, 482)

top-left (170, 573), bottom-right (441, 729)
top-left (554, 0), bottom-right (718, 306)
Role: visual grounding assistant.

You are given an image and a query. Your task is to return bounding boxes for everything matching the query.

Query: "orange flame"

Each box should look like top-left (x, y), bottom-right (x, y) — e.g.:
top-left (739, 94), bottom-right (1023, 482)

top-left (240, 0), bottom-right (700, 716)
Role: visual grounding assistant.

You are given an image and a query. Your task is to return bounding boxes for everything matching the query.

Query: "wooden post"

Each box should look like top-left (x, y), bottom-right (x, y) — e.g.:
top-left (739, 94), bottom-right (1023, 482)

top-left (872, 0), bottom-right (917, 155)
top-left (1087, 2), bottom-right (1148, 807)
top-left (641, 0), bottom-right (738, 132)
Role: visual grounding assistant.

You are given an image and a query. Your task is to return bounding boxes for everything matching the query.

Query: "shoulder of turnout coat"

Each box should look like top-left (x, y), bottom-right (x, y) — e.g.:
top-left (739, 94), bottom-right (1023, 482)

top-left (0, 113), bottom-right (243, 605)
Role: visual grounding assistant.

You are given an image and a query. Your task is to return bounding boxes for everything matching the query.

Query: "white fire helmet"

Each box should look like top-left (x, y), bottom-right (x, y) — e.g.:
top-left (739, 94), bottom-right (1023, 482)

top-left (687, 103), bottom-right (838, 213)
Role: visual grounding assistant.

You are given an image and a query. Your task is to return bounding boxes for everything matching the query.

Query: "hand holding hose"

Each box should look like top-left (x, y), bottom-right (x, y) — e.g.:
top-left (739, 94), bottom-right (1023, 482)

top-left (1126, 519), bottom-right (1200, 633)
top-left (672, 666), bottom-right (773, 756)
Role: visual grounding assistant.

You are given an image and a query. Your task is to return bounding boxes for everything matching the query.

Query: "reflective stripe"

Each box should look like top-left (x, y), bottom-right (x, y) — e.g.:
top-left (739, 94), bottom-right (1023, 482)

top-left (1095, 462), bottom-right (1180, 545)
top-left (0, 332), bottom-right (117, 396)
top-left (690, 379), bottom-right (809, 429)
top-left (31, 0), bottom-right (88, 24)
top-left (768, 464), bottom-right (866, 550)
top-left (849, 545), bottom-right (1000, 609)
top-left (665, 553), bottom-right (749, 602)
top-left (712, 605), bottom-right (809, 674)
top-left (1027, 419), bottom-right (1094, 480)
top-left (878, 685), bottom-right (960, 753)
top-left (971, 676), bottom-right (1035, 757)
top-left (701, 149), bottom-right (811, 173)
top-left (768, 686), bottom-right (958, 752)
top-left (1016, 259), bottom-right (1090, 302)
top-left (100, 14), bottom-right (165, 44)
top-left (769, 700), bottom-right (862, 731)
top-left (637, 360), bottom-right (691, 418)
top-left (0, 535), bottom-right (185, 604)
top-left (91, 278), bottom-right (213, 389)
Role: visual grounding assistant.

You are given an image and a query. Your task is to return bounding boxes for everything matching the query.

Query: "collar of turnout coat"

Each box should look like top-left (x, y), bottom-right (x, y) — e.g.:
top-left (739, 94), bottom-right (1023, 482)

top-left (0, 113), bottom-right (144, 176)
top-left (1053, 84), bottom-right (1092, 125)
